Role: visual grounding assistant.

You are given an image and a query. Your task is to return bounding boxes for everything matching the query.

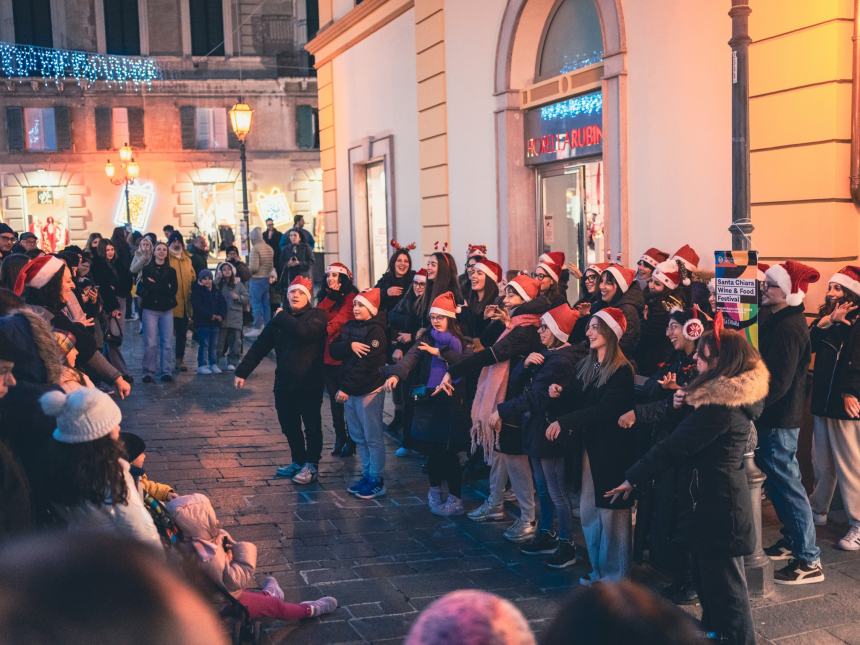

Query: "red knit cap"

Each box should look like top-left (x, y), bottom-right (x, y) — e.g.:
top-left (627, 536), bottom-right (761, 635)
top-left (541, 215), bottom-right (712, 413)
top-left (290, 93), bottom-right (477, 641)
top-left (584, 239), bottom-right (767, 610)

top-left (537, 251), bottom-right (565, 282)
top-left (326, 262), bottom-right (353, 281)
top-left (13, 255), bottom-right (66, 296)
top-left (671, 245), bottom-right (700, 272)
top-left (652, 260), bottom-right (680, 290)
top-left (541, 304), bottom-right (580, 343)
top-left (829, 266), bottom-right (860, 297)
top-left (473, 258), bottom-right (501, 284)
top-left (594, 306), bottom-right (628, 340)
top-left (638, 247), bottom-right (669, 270)
top-left (602, 264), bottom-right (636, 293)
top-left (765, 260), bottom-right (820, 307)
top-left (429, 291), bottom-right (460, 318)
top-left (287, 275), bottom-right (312, 300)
top-left (413, 268), bottom-right (428, 283)
top-left (507, 274), bottom-right (541, 302)
top-left (354, 288), bottom-right (381, 316)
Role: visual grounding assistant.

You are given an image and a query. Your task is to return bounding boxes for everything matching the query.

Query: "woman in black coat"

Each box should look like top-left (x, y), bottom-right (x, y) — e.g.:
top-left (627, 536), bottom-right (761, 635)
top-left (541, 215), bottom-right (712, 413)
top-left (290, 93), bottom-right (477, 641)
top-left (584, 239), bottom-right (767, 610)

top-left (374, 244), bottom-right (415, 313)
top-left (592, 265), bottom-right (644, 358)
top-left (137, 243), bottom-right (178, 383)
top-left (91, 239), bottom-right (130, 377)
top-left (545, 307), bottom-right (635, 583)
top-left (607, 328), bottom-right (769, 645)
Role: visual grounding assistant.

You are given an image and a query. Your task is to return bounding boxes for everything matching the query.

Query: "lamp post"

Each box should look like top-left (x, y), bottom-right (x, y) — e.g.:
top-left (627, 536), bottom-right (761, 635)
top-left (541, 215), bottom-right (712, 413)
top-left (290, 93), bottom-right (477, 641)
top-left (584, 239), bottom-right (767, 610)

top-left (229, 98), bottom-right (254, 264)
top-left (105, 143), bottom-right (140, 227)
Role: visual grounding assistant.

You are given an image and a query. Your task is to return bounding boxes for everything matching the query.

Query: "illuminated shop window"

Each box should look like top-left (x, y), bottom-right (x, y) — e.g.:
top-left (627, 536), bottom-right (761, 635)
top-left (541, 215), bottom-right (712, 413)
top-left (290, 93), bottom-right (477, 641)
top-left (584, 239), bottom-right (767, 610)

top-left (193, 182), bottom-right (237, 257)
top-left (25, 187), bottom-right (69, 253)
top-left (24, 108), bottom-right (57, 151)
top-left (538, 0), bottom-right (603, 79)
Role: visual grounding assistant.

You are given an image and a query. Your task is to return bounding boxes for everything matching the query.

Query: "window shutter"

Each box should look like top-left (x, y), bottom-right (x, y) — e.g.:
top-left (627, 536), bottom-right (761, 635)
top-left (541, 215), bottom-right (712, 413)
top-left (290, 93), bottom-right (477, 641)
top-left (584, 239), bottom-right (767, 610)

top-left (226, 108), bottom-right (239, 149)
top-left (6, 107), bottom-right (23, 151)
top-left (95, 107), bottom-right (113, 150)
top-left (54, 106), bottom-right (72, 151)
top-left (128, 107), bottom-right (145, 148)
top-left (180, 106), bottom-right (197, 149)
top-left (296, 105), bottom-right (314, 149)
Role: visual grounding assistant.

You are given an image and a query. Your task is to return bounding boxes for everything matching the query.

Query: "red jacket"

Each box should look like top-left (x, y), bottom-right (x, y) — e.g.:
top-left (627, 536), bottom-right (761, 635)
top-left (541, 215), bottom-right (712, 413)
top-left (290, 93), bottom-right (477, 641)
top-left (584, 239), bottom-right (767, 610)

top-left (318, 292), bottom-right (356, 366)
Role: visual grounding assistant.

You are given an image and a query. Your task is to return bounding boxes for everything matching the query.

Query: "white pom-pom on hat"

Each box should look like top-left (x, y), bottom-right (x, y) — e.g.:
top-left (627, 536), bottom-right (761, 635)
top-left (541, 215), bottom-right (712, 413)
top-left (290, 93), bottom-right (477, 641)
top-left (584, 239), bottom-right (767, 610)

top-left (39, 389), bottom-right (68, 417)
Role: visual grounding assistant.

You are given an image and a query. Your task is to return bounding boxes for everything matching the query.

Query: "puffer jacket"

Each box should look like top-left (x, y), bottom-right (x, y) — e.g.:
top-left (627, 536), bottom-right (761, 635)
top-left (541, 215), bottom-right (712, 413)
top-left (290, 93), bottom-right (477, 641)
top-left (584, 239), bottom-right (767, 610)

top-left (168, 251), bottom-right (195, 319)
top-left (166, 493), bottom-right (257, 598)
top-left (329, 314), bottom-right (388, 395)
top-left (593, 283), bottom-right (645, 356)
top-left (216, 278), bottom-right (249, 330)
top-left (249, 229), bottom-right (274, 279)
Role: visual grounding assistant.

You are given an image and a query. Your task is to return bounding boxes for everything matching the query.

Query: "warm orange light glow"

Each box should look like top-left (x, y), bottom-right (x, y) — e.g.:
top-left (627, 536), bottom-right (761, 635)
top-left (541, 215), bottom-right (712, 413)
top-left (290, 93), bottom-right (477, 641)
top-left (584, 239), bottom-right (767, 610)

top-left (126, 159), bottom-right (140, 180)
top-left (229, 101), bottom-right (253, 141)
top-left (119, 143), bottom-right (133, 163)
top-left (104, 160), bottom-right (116, 179)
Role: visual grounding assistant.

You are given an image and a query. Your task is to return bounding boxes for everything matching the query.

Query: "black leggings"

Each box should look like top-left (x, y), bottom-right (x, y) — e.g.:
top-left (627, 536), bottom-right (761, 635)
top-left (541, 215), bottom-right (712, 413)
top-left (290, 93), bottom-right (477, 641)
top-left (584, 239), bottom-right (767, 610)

top-left (426, 447), bottom-right (462, 497)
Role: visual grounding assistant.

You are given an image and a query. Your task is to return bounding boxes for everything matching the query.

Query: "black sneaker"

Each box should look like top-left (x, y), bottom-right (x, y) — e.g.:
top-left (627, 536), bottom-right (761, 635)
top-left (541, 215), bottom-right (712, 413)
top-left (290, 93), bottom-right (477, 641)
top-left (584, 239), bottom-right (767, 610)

top-left (142, 375), bottom-right (155, 384)
top-left (764, 539), bottom-right (793, 561)
top-left (160, 374), bottom-right (174, 383)
top-left (774, 559), bottom-right (824, 585)
top-left (663, 582), bottom-right (699, 605)
top-left (519, 530), bottom-right (558, 555)
top-left (544, 539), bottom-right (577, 569)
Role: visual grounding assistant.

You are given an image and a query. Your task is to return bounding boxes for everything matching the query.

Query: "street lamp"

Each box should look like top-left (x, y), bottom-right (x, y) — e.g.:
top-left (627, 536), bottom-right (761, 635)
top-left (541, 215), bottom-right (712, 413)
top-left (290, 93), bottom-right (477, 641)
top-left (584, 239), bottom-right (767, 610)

top-left (229, 98), bottom-right (254, 263)
top-left (105, 142), bottom-right (140, 227)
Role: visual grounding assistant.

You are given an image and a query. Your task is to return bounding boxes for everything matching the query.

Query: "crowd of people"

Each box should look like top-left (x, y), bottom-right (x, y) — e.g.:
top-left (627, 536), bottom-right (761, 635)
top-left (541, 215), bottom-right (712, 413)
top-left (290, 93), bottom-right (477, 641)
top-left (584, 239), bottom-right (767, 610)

top-left (1, 214), bottom-right (859, 644)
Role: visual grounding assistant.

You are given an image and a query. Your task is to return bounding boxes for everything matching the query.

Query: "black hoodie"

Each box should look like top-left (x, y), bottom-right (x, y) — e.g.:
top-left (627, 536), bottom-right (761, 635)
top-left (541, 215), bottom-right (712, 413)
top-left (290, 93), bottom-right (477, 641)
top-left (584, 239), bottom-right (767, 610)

top-left (329, 314), bottom-right (388, 395)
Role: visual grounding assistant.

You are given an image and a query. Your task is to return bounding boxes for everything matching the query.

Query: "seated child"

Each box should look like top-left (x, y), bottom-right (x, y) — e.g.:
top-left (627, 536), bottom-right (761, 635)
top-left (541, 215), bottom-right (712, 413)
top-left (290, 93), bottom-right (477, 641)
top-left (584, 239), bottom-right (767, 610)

top-left (54, 330), bottom-right (94, 393)
top-left (120, 432), bottom-right (176, 502)
top-left (167, 493), bottom-right (337, 621)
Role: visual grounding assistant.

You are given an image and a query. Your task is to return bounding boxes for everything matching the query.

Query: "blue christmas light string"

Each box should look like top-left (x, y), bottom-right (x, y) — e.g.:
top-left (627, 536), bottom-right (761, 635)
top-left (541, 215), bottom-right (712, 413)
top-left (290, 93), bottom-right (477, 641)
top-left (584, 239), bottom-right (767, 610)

top-left (0, 41), bottom-right (160, 88)
top-left (540, 91), bottom-right (603, 122)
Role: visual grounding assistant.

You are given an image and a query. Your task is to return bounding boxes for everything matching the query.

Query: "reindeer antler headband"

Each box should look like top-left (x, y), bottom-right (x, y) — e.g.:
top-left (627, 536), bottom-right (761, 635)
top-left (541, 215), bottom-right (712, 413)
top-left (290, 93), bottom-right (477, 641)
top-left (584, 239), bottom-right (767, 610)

top-left (390, 239), bottom-right (416, 252)
top-left (434, 240), bottom-right (449, 253)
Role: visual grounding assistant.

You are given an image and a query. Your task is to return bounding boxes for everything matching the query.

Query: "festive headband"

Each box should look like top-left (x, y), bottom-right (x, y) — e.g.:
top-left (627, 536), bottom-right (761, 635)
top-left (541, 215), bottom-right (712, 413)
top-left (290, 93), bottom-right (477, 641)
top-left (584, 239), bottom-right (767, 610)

top-left (434, 241), bottom-right (449, 253)
top-left (468, 244), bottom-right (488, 257)
top-left (390, 239), bottom-right (416, 252)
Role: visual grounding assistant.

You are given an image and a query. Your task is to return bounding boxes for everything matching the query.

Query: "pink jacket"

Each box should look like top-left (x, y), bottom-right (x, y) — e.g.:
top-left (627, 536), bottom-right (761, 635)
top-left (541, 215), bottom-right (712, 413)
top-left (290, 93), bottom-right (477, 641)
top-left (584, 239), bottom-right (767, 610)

top-left (166, 493), bottom-right (257, 597)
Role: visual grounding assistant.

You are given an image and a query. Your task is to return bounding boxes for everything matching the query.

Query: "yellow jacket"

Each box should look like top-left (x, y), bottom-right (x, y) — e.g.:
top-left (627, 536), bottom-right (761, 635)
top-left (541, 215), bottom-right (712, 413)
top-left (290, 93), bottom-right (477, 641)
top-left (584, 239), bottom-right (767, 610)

top-left (140, 474), bottom-right (175, 502)
top-left (169, 251), bottom-right (195, 318)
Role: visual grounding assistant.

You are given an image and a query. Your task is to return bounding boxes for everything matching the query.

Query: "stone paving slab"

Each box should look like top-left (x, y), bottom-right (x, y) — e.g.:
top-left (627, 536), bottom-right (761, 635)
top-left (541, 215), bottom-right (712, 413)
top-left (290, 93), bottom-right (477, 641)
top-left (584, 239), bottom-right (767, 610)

top-left (115, 326), bottom-right (860, 644)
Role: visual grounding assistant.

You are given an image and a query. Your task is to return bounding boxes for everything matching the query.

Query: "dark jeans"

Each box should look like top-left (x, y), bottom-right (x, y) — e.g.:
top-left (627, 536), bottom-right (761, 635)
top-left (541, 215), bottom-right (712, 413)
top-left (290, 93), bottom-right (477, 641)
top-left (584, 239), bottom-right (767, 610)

top-left (274, 385), bottom-right (324, 466)
top-left (694, 555), bottom-right (755, 645)
top-left (323, 365), bottom-right (346, 441)
top-left (426, 446), bottom-right (462, 497)
top-left (173, 316), bottom-right (188, 362)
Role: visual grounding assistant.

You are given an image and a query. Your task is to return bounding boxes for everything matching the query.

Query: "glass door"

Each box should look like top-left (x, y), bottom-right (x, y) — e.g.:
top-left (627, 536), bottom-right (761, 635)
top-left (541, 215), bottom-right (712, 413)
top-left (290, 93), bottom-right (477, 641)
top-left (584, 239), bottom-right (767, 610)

top-left (365, 161), bottom-right (389, 284)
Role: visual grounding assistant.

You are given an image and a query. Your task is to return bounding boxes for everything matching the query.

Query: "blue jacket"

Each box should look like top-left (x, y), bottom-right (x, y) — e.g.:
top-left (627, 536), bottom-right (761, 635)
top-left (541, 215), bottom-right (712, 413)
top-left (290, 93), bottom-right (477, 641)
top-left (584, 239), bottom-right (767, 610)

top-left (190, 282), bottom-right (227, 328)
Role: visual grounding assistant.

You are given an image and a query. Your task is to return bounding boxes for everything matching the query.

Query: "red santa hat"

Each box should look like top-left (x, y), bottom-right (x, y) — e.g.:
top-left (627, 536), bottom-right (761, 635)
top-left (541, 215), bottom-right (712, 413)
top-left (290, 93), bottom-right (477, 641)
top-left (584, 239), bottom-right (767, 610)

top-left (13, 254), bottom-right (66, 296)
top-left (602, 264), bottom-right (636, 293)
top-left (354, 288), bottom-right (381, 316)
top-left (764, 260), bottom-right (820, 307)
top-left (467, 243), bottom-right (489, 259)
top-left (507, 274), bottom-right (540, 302)
top-left (757, 263), bottom-right (769, 283)
top-left (671, 245), bottom-right (700, 272)
top-left (473, 258), bottom-right (502, 284)
top-left (585, 262), bottom-right (611, 277)
top-left (829, 266), bottom-right (860, 297)
top-left (638, 247), bottom-right (669, 270)
top-left (429, 291), bottom-right (460, 318)
top-left (287, 275), bottom-right (313, 300)
top-left (413, 268), bottom-right (428, 284)
top-left (541, 304), bottom-right (579, 343)
top-left (326, 262), bottom-right (353, 281)
top-left (593, 306), bottom-right (628, 340)
top-left (651, 260), bottom-right (680, 291)
top-left (537, 251), bottom-right (565, 282)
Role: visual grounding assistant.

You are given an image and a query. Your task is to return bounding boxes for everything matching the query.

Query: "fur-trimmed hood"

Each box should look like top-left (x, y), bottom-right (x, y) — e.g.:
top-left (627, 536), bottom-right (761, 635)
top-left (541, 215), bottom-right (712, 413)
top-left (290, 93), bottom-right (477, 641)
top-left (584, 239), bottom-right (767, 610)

top-left (4, 308), bottom-right (63, 385)
top-left (685, 358), bottom-right (770, 409)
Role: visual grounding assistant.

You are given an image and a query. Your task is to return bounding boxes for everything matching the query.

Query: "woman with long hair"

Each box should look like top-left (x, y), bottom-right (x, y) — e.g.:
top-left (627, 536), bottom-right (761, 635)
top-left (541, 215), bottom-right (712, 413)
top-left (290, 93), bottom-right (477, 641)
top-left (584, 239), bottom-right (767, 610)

top-left (534, 251), bottom-right (568, 307)
top-left (109, 226), bottom-right (134, 317)
top-left (417, 250), bottom-right (463, 326)
top-left (570, 262), bottom-right (609, 344)
top-left (808, 266), bottom-right (860, 551)
top-left (84, 232), bottom-right (103, 257)
top-left (374, 242), bottom-right (415, 312)
top-left (606, 327), bottom-right (769, 645)
top-left (137, 242), bottom-right (178, 383)
top-left (546, 307), bottom-right (635, 583)
top-left (593, 264), bottom-right (645, 356)
top-left (92, 239), bottom-right (130, 378)
top-left (317, 262), bottom-right (359, 457)
top-left (461, 258), bottom-right (501, 340)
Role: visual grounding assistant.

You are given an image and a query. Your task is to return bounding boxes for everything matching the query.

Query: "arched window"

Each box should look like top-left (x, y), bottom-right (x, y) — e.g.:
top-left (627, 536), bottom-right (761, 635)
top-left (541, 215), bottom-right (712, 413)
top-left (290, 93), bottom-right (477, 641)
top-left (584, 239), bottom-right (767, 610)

top-left (538, 0), bottom-right (604, 79)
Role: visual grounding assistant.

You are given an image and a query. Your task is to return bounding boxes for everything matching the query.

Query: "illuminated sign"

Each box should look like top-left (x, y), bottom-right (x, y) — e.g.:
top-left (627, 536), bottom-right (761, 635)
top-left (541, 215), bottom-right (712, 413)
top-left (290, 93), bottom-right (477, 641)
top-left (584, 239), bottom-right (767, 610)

top-left (113, 182), bottom-right (155, 231)
top-left (254, 187), bottom-right (292, 228)
top-left (25, 186), bottom-right (69, 253)
top-left (525, 90), bottom-right (603, 166)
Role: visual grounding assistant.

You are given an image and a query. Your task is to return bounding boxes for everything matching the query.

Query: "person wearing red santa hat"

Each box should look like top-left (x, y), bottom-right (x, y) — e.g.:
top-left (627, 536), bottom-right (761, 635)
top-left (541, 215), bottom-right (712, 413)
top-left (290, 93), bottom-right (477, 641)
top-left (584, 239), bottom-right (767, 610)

top-left (594, 264), bottom-right (645, 356)
top-left (458, 243), bottom-right (490, 295)
top-left (496, 304), bottom-right (583, 568)
top-left (317, 262), bottom-right (359, 457)
top-left (569, 262), bottom-right (611, 344)
top-left (235, 275), bottom-right (328, 485)
top-left (755, 260), bottom-right (824, 584)
top-left (635, 259), bottom-right (686, 376)
top-left (636, 247), bottom-right (669, 291)
top-left (463, 257), bottom-right (501, 339)
top-left (440, 274), bottom-right (547, 542)
top-left (383, 291), bottom-right (470, 516)
top-left (545, 306), bottom-right (636, 583)
top-left (330, 288), bottom-right (389, 500)
top-left (535, 251), bottom-right (568, 307)
top-left (809, 266), bottom-right (860, 553)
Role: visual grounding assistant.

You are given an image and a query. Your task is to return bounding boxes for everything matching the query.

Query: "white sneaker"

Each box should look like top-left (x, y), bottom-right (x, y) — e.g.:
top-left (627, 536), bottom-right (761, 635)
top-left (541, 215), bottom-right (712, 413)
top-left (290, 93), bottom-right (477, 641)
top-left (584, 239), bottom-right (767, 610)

top-left (196, 366), bottom-right (212, 375)
top-left (837, 525), bottom-right (860, 551)
top-left (433, 495), bottom-right (464, 517)
top-left (245, 328), bottom-right (262, 339)
top-left (262, 576), bottom-right (285, 600)
top-left (210, 364), bottom-right (223, 374)
top-left (225, 364), bottom-right (236, 372)
top-left (467, 500), bottom-right (505, 522)
top-left (812, 512), bottom-right (828, 526)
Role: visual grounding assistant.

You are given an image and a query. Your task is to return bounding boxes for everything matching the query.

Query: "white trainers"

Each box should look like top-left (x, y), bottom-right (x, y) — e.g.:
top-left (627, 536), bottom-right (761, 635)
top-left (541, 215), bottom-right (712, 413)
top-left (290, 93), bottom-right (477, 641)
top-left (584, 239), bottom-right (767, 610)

top-left (210, 364), bottom-right (223, 374)
top-left (428, 486), bottom-right (444, 511)
top-left (467, 500), bottom-right (505, 522)
top-left (812, 512), bottom-right (828, 526)
top-left (837, 525), bottom-right (860, 551)
top-left (503, 518), bottom-right (537, 543)
top-left (245, 328), bottom-right (262, 339)
top-left (301, 596), bottom-right (338, 617)
top-left (433, 495), bottom-right (465, 517)
top-left (196, 366), bottom-right (212, 375)
top-left (292, 463), bottom-right (318, 485)
top-left (225, 364), bottom-right (236, 372)
top-left (262, 576), bottom-right (285, 600)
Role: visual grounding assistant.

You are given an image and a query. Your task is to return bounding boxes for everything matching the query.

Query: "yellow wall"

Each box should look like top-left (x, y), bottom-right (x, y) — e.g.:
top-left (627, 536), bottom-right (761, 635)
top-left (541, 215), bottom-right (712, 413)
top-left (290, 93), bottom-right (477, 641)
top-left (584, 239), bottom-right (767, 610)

top-left (749, 0), bottom-right (858, 305)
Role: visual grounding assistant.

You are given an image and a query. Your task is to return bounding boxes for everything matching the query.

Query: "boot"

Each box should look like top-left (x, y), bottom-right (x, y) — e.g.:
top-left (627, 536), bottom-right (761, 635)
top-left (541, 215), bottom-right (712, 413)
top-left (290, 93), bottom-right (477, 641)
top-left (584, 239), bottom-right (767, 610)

top-left (339, 438), bottom-right (356, 457)
top-left (330, 434), bottom-right (347, 457)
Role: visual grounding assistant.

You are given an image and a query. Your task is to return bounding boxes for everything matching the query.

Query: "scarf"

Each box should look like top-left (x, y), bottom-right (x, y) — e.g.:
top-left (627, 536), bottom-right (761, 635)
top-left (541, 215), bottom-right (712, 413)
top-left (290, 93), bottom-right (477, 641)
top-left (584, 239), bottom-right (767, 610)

top-left (470, 313), bottom-right (541, 463)
top-left (169, 247), bottom-right (184, 260)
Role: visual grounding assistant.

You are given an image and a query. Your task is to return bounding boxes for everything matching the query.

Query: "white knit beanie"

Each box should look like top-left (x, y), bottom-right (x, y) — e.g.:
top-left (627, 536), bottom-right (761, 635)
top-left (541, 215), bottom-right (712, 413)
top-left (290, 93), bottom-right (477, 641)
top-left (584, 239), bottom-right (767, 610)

top-left (40, 387), bottom-right (123, 444)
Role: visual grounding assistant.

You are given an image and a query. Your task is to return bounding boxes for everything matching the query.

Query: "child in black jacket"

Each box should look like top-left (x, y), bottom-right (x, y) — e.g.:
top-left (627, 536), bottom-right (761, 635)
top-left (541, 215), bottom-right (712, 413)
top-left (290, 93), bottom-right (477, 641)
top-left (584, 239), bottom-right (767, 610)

top-left (190, 269), bottom-right (226, 375)
top-left (330, 288), bottom-right (388, 500)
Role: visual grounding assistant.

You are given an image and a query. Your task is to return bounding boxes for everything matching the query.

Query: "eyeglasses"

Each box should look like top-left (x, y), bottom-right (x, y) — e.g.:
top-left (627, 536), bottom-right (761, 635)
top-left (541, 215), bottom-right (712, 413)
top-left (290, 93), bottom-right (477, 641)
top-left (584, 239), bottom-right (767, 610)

top-left (763, 281), bottom-right (780, 290)
top-left (0, 234), bottom-right (14, 242)
top-left (584, 274), bottom-right (598, 282)
top-left (429, 314), bottom-right (446, 322)
top-left (532, 272), bottom-right (550, 280)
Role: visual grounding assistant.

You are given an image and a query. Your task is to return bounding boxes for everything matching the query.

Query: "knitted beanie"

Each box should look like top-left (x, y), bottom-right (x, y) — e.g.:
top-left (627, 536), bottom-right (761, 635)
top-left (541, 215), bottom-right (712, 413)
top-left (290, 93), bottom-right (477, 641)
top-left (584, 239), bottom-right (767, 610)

top-left (40, 387), bottom-right (122, 444)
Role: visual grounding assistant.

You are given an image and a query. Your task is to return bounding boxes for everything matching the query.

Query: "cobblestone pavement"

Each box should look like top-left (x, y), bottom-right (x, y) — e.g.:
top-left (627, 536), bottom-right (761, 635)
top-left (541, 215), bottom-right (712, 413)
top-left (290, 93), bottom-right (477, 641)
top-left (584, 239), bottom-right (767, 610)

top-left (117, 326), bottom-right (860, 644)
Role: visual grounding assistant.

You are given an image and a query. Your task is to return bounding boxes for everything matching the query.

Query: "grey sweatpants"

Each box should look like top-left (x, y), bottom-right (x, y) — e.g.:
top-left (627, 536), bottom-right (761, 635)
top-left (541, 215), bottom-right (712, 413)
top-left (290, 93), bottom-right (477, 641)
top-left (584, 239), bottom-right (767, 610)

top-left (487, 453), bottom-right (535, 523)
top-left (580, 452), bottom-right (632, 581)
top-left (218, 327), bottom-right (243, 367)
top-left (810, 415), bottom-right (860, 527)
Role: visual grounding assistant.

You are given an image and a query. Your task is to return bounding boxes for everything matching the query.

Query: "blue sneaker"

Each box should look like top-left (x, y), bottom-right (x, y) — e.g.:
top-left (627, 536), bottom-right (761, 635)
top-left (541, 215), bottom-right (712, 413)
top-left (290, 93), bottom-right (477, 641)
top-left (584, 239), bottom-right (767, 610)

top-left (275, 463), bottom-right (302, 479)
top-left (347, 475), bottom-right (369, 495)
top-left (355, 478), bottom-right (386, 500)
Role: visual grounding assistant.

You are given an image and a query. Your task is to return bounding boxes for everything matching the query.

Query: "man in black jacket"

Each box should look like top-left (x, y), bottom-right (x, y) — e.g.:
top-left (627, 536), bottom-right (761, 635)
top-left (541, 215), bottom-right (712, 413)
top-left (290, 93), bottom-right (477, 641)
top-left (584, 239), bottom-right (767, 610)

top-left (756, 260), bottom-right (823, 585)
top-left (234, 275), bottom-right (327, 485)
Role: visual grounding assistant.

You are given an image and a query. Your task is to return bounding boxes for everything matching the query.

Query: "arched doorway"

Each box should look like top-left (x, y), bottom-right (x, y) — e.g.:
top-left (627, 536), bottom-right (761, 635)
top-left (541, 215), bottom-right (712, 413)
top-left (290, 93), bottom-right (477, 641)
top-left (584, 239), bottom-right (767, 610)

top-left (494, 0), bottom-right (626, 274)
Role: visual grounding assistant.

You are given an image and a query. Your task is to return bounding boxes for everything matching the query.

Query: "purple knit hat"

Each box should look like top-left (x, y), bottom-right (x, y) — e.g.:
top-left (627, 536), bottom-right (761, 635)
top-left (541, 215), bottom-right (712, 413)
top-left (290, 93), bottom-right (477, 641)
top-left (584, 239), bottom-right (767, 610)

top-left (404, 589), bottom-right (535, 645)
